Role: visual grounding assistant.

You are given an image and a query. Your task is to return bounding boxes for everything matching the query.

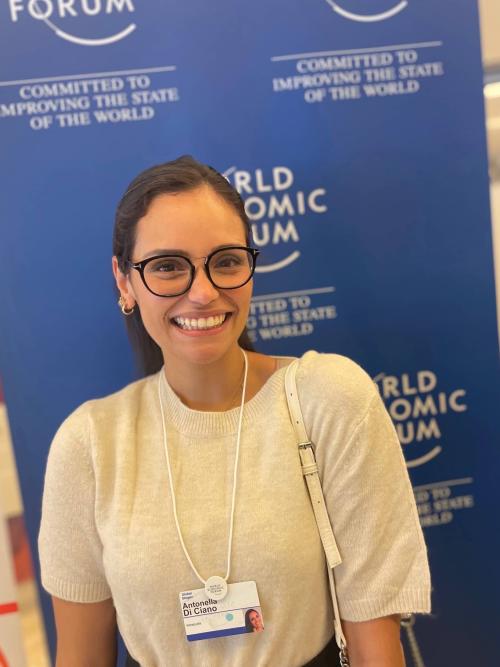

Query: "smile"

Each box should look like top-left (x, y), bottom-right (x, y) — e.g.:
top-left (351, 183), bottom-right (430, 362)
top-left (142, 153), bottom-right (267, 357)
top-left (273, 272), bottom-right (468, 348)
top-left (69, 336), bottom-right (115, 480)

top-left (172, 314), bottom-right (228, 331)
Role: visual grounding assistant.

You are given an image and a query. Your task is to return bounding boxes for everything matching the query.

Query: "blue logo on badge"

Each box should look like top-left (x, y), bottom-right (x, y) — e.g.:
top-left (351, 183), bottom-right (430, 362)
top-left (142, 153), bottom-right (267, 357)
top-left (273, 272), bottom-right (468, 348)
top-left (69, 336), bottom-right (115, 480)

top-left (225, 613), bottom-right (234, 621)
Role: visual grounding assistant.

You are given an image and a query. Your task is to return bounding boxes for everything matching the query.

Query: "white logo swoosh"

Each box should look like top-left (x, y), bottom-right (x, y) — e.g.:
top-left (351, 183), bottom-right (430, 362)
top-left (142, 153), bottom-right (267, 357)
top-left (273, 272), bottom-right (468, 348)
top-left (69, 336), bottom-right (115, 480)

top-left (52, 22), bottom-right (136, 46)
top-left (325, 1), bottom-right (408, 22)
top-left (31, 0), bottom-right (136, 46)
top-left (255, 251), bottom-right (301, 273)
top-left (406, 445), bottom-right (442, 468)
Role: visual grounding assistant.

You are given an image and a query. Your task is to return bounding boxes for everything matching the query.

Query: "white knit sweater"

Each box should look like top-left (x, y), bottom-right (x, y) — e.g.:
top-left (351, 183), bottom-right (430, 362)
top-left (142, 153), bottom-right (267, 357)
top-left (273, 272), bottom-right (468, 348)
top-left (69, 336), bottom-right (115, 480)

top-left (39, 351), bottom-right (430, 667)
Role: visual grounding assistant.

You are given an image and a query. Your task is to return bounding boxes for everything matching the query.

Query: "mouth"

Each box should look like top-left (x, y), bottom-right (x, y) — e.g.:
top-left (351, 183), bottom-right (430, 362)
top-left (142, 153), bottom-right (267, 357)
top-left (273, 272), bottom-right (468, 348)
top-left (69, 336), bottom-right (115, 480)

top-left (171, 313), bottom-right (231, 332)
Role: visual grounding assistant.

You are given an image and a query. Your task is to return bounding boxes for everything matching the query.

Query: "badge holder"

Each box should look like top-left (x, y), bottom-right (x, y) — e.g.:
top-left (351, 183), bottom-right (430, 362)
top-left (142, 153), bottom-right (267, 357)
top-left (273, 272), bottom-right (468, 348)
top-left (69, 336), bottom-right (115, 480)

top-left (179, 580), bottom-right (263, 641)
top-left (159, 351), bottom-right (265, 642)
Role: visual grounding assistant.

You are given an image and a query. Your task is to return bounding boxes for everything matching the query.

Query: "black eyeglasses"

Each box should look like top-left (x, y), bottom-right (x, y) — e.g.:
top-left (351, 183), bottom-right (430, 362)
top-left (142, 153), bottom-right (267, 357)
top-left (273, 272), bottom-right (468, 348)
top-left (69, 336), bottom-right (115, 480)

top-left (127, 246), bottom-right (260, 297)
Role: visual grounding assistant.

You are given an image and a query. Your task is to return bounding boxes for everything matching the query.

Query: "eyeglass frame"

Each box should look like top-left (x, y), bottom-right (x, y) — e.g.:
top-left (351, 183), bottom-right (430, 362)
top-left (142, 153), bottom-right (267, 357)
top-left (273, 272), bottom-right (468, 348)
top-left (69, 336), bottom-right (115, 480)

top-left (126, 245), bottom-right (260, 297)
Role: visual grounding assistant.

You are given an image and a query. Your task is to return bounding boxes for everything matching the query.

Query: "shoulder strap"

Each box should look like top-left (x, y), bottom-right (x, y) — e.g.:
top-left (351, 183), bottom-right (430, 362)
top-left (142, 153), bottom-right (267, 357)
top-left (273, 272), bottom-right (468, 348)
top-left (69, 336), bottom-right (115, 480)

top-left (284, 359), bottom-right (349, 662)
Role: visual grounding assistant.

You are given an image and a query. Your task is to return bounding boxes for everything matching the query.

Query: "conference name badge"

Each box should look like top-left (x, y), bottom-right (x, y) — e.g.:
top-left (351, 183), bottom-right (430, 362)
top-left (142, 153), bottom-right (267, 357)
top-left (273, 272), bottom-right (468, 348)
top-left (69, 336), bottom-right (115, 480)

top-left (179, 581), bottom-right (264, 641)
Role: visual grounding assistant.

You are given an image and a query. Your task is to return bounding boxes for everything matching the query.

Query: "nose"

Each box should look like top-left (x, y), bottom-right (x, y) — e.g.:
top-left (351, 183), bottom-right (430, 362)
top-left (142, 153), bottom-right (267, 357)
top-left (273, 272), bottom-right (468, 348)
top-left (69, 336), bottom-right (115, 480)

top-left (187, 263), bottom-right (219, 304)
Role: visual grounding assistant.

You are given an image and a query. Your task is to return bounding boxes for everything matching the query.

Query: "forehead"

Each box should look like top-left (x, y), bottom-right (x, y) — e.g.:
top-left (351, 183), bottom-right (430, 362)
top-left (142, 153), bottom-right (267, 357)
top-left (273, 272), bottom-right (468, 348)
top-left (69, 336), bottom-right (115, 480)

top-left (133, 185), bottom-right (246, 257)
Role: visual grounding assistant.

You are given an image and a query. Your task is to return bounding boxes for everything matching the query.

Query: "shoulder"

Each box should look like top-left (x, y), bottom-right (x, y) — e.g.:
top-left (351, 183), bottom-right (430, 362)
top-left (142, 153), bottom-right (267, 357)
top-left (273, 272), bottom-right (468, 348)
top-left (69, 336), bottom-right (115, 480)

top-left (49, 373), bottom-right (159, 459)
top-left (295, 350), bottom-right (378, 416)
top-left (291, 351), bottom-right (381, 444)
top-left (65, 373), bottom-right (157, 427)
top-left (92, 372), bottom-right (158, 413)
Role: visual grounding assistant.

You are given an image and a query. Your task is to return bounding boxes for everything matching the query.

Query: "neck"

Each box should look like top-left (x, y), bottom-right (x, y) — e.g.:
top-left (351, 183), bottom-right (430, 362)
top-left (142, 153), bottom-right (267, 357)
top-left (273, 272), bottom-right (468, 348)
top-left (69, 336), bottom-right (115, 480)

top-left (162, 346), bottom-right (247, 411)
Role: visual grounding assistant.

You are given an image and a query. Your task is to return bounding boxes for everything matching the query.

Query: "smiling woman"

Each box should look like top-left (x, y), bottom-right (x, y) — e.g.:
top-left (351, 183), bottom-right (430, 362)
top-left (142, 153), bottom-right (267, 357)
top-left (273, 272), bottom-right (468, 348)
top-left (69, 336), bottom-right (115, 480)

top-left (113, 184), bottom-right (258, 381)
top-left (38, 156), bottom-right (430, 667)
top-left (112, 158), bottom-right (257, 378)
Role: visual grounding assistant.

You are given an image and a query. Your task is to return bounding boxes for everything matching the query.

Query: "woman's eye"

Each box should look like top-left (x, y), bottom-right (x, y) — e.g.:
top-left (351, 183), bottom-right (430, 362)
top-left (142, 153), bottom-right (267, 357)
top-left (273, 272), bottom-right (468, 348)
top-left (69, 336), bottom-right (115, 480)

top-left (214, 254), bottom-right (243, 269)
top-left (148, 258), bottom-right (187, 273)
top-left (158, 262), bottom-right (176, 272)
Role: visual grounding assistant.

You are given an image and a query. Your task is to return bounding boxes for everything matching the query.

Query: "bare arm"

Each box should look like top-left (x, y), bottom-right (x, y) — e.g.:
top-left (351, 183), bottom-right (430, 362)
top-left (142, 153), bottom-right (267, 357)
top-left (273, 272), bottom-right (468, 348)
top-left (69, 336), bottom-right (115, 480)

top-left (343, 615), bottom-right (405, 667)
top-left (52, 597), bottom-right (117, 667)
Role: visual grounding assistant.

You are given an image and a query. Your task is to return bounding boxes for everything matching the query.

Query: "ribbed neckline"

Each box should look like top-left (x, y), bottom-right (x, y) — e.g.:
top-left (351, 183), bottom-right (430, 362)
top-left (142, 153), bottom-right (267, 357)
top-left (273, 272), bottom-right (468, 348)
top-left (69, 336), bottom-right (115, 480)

top-left (155, 356), bottom-right (293, 436)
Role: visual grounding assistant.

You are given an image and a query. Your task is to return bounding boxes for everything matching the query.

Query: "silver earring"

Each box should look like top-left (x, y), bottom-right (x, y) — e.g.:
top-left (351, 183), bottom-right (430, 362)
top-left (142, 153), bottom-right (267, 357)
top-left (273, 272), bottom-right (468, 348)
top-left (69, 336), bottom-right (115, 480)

top-left (118, 295), bottom-right (135, 316)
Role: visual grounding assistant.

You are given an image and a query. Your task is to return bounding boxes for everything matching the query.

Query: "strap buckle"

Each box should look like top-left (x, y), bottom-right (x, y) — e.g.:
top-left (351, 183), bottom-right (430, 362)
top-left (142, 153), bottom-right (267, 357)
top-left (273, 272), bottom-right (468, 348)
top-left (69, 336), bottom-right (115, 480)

top-left (298, 441), bottom-right (314, 450)
top-left (299, 442), bottom-right (318, 477)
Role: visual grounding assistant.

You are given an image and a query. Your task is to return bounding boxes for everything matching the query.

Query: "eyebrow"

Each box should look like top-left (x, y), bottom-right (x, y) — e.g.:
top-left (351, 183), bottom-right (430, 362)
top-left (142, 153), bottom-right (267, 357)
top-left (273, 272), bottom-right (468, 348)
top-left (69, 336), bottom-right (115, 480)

top-left (140, 243), bottom-right (245, 260)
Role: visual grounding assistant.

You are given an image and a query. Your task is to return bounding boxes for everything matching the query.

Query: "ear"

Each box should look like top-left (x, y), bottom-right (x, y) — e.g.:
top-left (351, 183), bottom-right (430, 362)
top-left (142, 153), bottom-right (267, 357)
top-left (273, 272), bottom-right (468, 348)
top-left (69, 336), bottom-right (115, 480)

top-left (112, 256), bottom-right (137, 309)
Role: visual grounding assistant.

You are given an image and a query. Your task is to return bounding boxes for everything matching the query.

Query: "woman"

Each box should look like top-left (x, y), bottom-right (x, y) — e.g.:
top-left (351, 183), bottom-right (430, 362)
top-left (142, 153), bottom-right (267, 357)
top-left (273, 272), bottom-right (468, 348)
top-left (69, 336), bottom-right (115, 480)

top-left (39, 156), bottom-right (430, 667)
top-left (245, 609), bottom-right (264, 633)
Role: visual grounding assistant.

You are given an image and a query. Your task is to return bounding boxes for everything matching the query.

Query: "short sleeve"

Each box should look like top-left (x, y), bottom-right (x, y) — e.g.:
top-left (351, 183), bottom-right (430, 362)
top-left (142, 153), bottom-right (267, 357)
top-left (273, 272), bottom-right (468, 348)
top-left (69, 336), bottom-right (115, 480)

top-left (298, 352), bottom-right (431, 622)
top-left (38, 405), bottom-right (111, 602)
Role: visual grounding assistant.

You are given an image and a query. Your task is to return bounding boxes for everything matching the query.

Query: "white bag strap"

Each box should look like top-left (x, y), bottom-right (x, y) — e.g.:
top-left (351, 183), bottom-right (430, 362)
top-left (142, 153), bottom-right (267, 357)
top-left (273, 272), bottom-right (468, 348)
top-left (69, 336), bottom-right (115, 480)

top-left (284, 359), bottom-right (349, 662)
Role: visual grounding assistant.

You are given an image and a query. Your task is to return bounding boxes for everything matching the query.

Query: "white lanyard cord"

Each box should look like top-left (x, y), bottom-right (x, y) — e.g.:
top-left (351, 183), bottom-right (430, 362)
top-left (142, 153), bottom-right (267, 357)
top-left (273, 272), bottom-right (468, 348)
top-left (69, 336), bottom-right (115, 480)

top-left (158, 349), bottom-right (248, 586)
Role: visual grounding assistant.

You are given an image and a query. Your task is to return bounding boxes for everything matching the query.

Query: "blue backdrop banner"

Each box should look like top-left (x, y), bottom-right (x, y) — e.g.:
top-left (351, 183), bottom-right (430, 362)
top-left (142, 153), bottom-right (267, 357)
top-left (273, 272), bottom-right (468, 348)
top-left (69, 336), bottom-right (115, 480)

top-left (0, 1), bottom-right (498, 664)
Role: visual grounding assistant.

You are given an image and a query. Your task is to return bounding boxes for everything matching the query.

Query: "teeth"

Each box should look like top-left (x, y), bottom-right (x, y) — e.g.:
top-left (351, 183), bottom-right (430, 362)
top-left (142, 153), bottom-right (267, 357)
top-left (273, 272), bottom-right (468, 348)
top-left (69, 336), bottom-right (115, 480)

top-left (174, 314), bottom-right (227, 330)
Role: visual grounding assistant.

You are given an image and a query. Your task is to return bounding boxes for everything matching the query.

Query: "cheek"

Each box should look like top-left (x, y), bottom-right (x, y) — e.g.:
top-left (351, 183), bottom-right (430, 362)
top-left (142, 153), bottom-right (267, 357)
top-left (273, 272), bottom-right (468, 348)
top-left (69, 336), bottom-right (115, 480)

top-left (236, 284), bottom-right (253, 316)
top-left (136, 294), bottom-right (174, 341)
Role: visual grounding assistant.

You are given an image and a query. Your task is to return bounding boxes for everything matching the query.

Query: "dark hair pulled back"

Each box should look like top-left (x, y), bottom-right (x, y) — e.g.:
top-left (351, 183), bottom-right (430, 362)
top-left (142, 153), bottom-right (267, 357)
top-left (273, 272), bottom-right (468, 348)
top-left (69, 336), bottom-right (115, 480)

top-left (113, 155), bottom-right (254, 377)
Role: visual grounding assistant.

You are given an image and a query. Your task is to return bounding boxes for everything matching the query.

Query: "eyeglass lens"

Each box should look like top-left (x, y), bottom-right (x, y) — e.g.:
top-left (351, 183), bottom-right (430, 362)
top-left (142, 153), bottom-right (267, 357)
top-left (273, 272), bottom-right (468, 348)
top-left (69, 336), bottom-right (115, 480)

top-left (143, 248), bottom-right (254, 296)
